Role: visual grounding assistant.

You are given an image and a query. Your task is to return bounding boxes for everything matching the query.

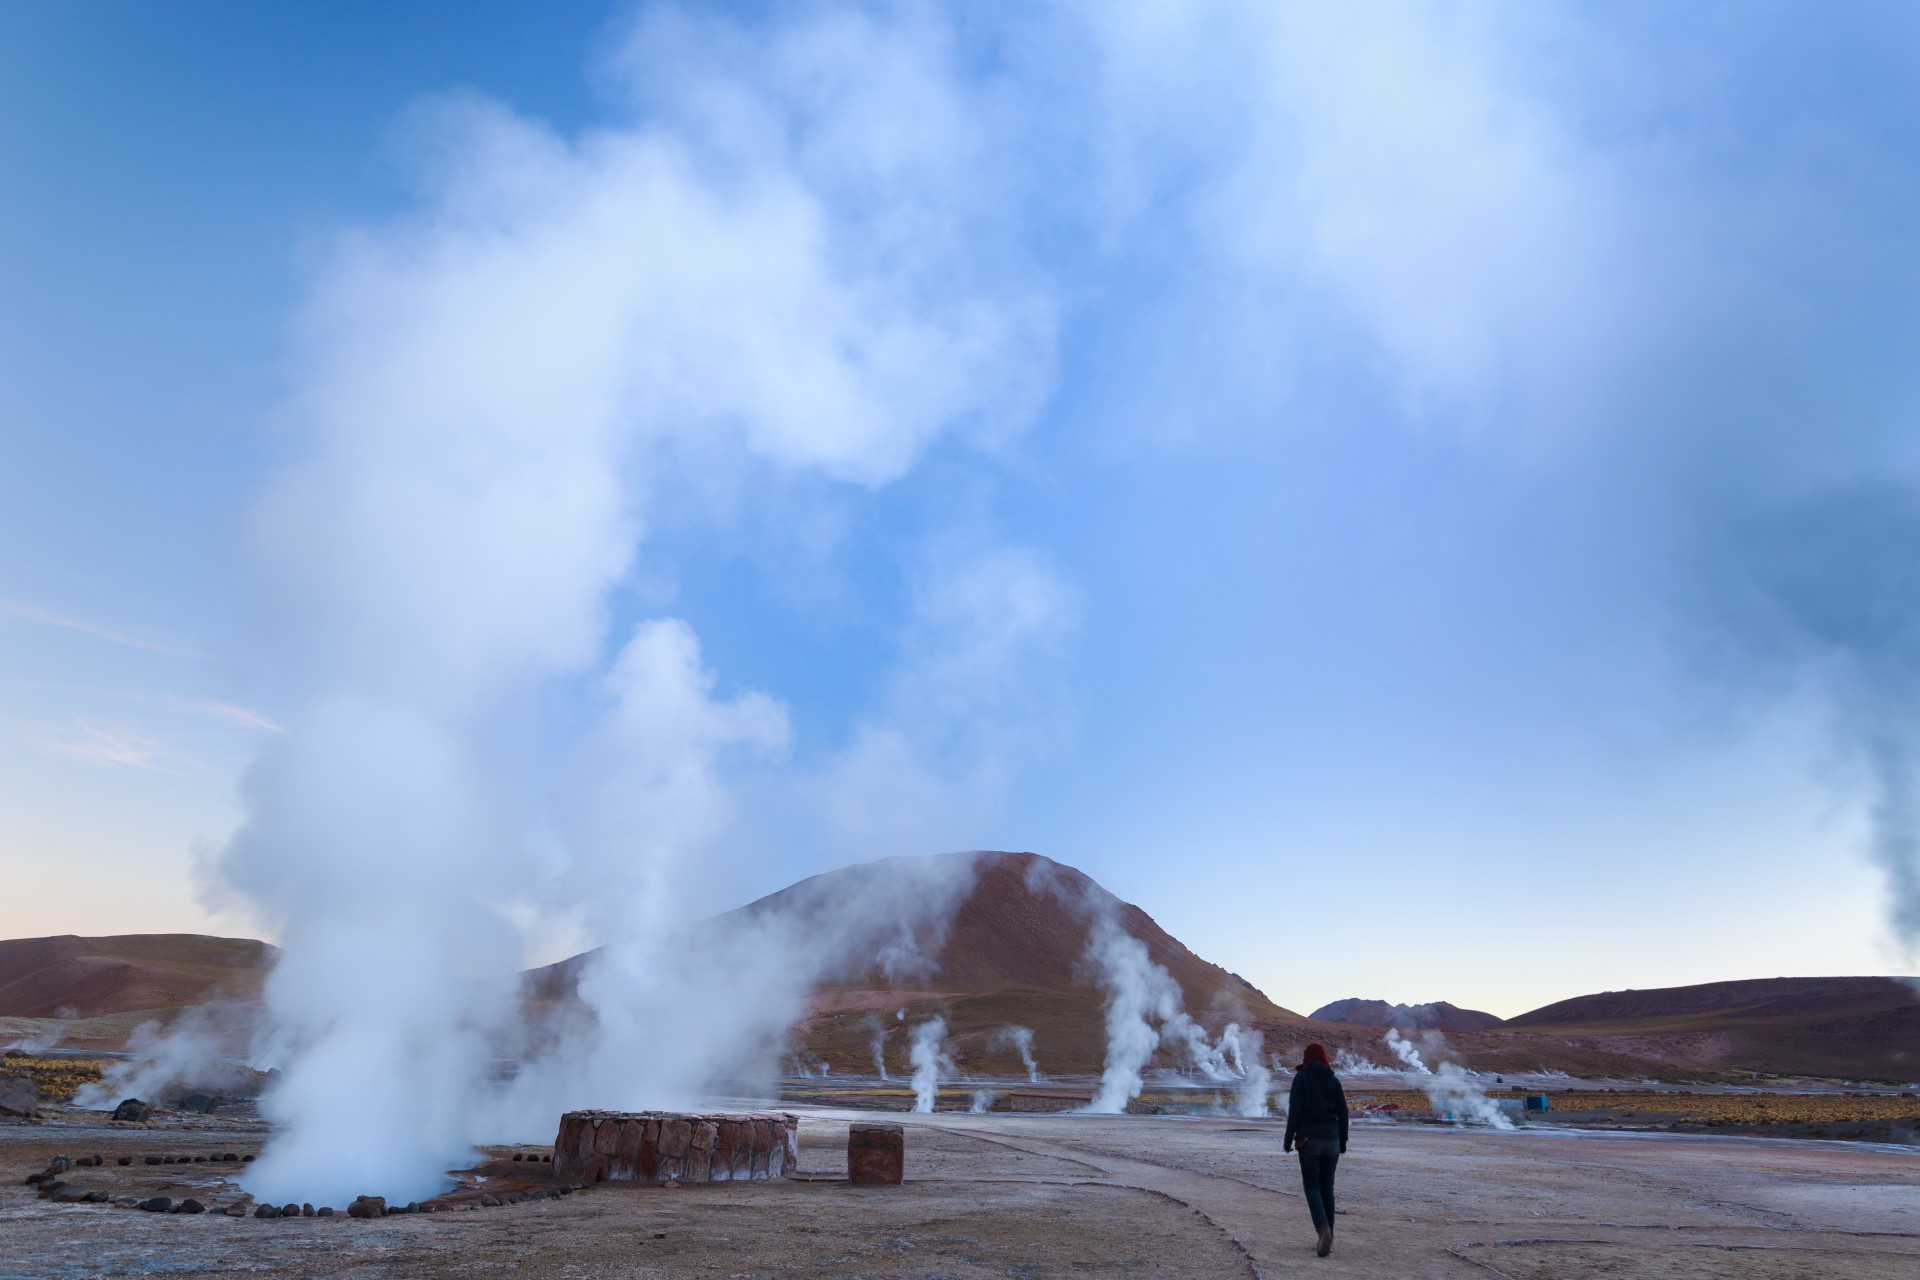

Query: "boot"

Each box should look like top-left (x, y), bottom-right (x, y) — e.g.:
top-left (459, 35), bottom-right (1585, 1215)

top-left (1316, 1226), bottom-right (1333, 1257)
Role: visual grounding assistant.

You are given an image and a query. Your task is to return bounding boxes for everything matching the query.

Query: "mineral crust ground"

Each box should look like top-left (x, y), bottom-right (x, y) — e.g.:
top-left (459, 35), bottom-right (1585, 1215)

top-left (3, 1107), bottom-right (1918, 1278)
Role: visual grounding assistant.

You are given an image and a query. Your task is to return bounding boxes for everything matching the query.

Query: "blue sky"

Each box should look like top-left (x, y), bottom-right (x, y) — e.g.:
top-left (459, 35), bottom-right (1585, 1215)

top-left (4, 1), bottom-right (1918, 1019)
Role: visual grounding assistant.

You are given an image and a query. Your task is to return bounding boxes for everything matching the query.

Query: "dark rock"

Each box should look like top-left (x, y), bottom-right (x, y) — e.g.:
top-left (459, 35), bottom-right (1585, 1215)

top-left (512, 1153), bottom-right (523, 1161)
top-left (115, 1196), bottom-right (141, 1208)
top-left (480, 1195), bottom-right (500, 1207)
top-left (301, 1203), bottom-right (314, 1217)
top-left (46, 1156), bottom-right (70, 1173)
top-left (24, 1173), bottom-right (42, 1186)
top-left (222, 1153), bottom-right (239, 1161)
top-left (0, 1077), bottom-right (38, 1118)
top-left (163, 1156), bottom-right (176, 1164)
top-left (254, 1205), bottom-right (276, 1219)
top-left (178, 1198), bottom-right (205, 1214)
top-left (556, 1185), bottom-right (573, 1195)
top-left (52, 1188), bottom-right (90, 1203)
top-left (347, 1195), bottom-right (385, 1219)
top-left (144, 1156), bottom-right (162, 1165)
top-left (222, 1204), bottom-right (248, 1216)
top-left (117, 1156), bottom-right (132, 1165)
top-left (176, 1094), bottom-right (220, 1115)
top-left (280, 1203), bottom-right (300, 1217)
top-left (316, 1206), bottom-right (334, 1217)
top-left (86, 1191), bottom-right (110, 1203)
top-left (241, 1154), bottom-right (255, 1162)
top-left (140, 1197), bottom-right (172, 1213)
top-left (111, 1098), bottom-right (152, 1123)
top-left (542, 1153), bottom-right (553, 1162)
top-left (37, 1180), bottom-right (65, 1197)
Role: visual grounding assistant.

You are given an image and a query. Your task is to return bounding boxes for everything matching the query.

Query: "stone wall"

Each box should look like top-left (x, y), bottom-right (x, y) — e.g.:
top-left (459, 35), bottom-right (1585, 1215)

top-left (551, 1111), bottom-right (798, 1185)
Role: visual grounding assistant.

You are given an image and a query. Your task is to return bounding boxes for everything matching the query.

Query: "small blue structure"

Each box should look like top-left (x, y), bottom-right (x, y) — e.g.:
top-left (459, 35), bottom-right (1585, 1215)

top-left (1525, 1094), bottom-right (1551, 1112)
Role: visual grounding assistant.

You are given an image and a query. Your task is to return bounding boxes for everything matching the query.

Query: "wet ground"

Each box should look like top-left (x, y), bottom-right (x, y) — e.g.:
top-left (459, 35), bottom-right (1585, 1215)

top-left (3, 1108), bottom-right (1918, 1278)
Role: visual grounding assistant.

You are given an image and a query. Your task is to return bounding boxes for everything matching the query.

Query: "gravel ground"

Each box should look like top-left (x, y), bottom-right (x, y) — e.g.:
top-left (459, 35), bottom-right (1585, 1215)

top-left (3, 1109), bottom-right (1917, 1278)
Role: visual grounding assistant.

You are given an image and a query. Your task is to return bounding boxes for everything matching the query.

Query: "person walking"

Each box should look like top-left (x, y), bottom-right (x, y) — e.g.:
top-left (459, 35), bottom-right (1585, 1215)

top-left (1283, 1042), bottom-right (1348, 1257)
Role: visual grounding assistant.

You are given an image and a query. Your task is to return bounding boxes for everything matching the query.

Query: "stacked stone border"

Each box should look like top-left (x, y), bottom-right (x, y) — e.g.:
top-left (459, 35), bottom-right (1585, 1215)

top-left (18, 1147), bottom-right (573, 1218)
top-left (553, 1110), bottom-right (798, 1185)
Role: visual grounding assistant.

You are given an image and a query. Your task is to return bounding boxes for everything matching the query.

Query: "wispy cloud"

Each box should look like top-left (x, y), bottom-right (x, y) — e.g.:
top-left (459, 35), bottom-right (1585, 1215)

top-left (0, 599), bottom-right (202, 658)
top-left (33, 720), bottom-right (232, 781)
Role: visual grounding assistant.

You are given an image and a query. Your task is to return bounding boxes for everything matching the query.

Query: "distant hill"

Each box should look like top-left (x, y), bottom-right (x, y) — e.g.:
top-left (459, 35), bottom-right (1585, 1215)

top-left (1500, 976), bottom-right (1920, 1081)
top-left (528, 850), bottom-right (1301, 1076)
top-left (1311, 998), bottom-right (1502, 1032)
top-left (0, 934), bottom-right (274, 1020)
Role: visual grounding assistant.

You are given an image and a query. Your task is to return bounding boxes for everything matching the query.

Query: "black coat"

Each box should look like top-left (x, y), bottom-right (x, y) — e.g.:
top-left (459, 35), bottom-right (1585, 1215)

top-left (1284, 1061), bottom-right (1348, 1152)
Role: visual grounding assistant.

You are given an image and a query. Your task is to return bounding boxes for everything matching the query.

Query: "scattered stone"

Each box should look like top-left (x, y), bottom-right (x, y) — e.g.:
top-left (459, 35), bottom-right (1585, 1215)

top-left (222, 1153), bottom-right (239, 1161)
top-left (347, 1195), bottom-right (385, 1219)
top-left (116, 1156), bottom-right (132, 1166)
top-left (24, 1173), bottom-right (42, 1186)
top-left (177, 1094), bottom-right (220, 1115)
top-left (38, 1180), bottom-right (65, 1197)
top-left (222, 1204), bottom-right (248, 1217)
top-left (163, 1156), bottom-right (176, 1164)
top-left (480, 1195), bottom-right (500, 1207)
top-left (178, 1198), bottom-right (205, 1214)
top-left (301, 1203), bottom-right (314, 1217)
top-left (86, 1191), bottom-right (111, 1203)
top-left (242, 1154), bottom-right (256, 1163)
top-left (280, 1203), bottom-right (300, 1217)
top-left (254, 1205), bottom-right (276, 1219)
top-left (317, 1206), bottom-right (334, 1217)
top-left (115, 1196), bottom-right (141, 1208)
top-left (46, 1156), bottom-right (70, 1173)
top-left (192, 1155), bottom-right (207, 1163)
top-left (140, 1197), bottom-right (173, 1213)
top-left (512, 1153), bottom-right (524, 1161)
top-left (144, 1156), bottom-right (162, 1165)
top-left (543, 1154), bottom-right (552, 1162)
top-left (111, 1098), bottom-right (152, 1123)
top-left (52, 1188), bottom-right (90, 1203)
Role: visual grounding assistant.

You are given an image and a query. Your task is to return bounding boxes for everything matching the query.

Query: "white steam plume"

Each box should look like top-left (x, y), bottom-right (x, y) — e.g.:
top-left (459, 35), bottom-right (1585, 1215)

top-left (1385, 1028), bottom-right (1511, 1129)
top-left (74, 1006), bottom-right (258, 1110)
top-left (1083, 915), bottom-right (1184, 1113)
top-left (991, 1024), bottom-right (1039, 1082)
top-left (909, 1016), bottom-right (952, 1114)
top-left (867, 1016), bottom-right (891, 1080)
top-left (210, 2), bottom-right (1052, 1206)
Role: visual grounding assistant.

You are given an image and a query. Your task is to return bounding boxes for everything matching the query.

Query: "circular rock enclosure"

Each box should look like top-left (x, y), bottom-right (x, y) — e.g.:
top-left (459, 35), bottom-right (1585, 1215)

top-left (553, 1110), bottom-right (798, 1185)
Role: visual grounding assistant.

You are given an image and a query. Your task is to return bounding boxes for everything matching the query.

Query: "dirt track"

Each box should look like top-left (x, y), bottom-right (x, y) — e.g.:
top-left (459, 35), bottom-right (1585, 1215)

top-left (4, 1110), bottom-right (1918, 1278)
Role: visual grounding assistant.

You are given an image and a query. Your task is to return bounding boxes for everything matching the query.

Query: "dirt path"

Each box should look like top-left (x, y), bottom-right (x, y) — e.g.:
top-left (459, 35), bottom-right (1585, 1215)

top-left (3, 1112), bottom-right (1917, 1278)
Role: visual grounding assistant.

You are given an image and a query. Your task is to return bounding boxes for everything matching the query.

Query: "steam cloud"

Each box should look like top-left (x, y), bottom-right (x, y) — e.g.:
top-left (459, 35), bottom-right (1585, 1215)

top-left (991, 1024), bottom-right (1040, 1083)
top-left (908, 1016), bottom-right (952, 1113)
top-left (1385, 1029), bottom-right (1511, 1129)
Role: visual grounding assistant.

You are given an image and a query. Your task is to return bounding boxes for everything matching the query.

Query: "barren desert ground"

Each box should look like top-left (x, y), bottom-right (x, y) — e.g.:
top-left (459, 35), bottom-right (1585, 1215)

top-left (5, 1108), bottom-right (1919, 1279)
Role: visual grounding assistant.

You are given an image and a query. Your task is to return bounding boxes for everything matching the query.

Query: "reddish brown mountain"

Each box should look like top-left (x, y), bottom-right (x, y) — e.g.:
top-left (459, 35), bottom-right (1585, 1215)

top-left (0, 934), bottom-right (274, 1020)
top-left (526, 851), bottom-right (1300, 1075)
top-left (1310, 998), bottom-right (1503, 1032)
top-left (1500, 976), bottom-right (1920, 1081)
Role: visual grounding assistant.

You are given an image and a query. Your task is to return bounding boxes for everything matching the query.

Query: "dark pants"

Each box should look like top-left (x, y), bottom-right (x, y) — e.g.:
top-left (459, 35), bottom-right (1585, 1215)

top-left (1296, 1143), bottom-right (1339, 1230)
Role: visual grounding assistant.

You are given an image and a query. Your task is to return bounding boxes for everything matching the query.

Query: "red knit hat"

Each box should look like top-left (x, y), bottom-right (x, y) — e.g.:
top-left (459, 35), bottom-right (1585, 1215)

top-left (1303, 1043), bottom-right (1329, 1067)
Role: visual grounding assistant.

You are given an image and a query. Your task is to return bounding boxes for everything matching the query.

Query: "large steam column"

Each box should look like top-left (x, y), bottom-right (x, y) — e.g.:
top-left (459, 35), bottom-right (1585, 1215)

top-left (552, 1110), bottom-right (799, 1185)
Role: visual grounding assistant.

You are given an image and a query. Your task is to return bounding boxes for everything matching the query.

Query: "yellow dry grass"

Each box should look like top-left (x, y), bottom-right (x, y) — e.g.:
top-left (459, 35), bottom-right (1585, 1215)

top-left (1, 1054), bottom-right (106, 1102)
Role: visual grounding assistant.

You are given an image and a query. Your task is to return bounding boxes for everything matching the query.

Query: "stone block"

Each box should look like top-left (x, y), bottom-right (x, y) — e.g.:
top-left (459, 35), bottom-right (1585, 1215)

top-left (848, 1124), bottom-right (904, 1186)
